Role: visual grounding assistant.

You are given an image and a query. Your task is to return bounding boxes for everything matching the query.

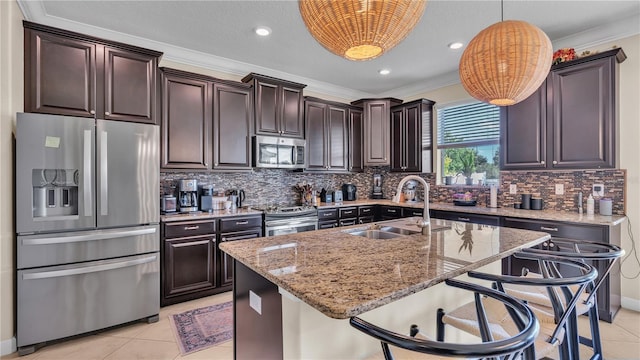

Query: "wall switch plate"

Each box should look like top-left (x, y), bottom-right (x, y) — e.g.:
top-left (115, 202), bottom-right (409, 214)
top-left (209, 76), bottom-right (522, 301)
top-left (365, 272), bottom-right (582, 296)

top-left (593, 184), bottom-right (604, 197)
top-left (509, 184), bottom-right (517, 194)
top-left (555, 184), bottom-right (564, 195)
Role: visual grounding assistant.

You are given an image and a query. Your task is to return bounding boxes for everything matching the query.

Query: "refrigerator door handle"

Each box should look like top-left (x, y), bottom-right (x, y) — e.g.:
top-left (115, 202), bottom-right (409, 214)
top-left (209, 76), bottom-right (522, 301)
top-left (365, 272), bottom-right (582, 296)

top-left (22, 255), bottom-right (158, 280)
top-left (21, 227), bottom-right (157, 246)
top-left (83, 130), bottom-right (93, 216)
top-left (100, 130), bottom-right (108, 216)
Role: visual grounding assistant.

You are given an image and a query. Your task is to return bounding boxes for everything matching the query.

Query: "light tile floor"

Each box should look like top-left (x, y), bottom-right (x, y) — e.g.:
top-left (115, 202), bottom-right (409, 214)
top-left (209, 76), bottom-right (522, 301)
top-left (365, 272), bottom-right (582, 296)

top-left (2, 292), bottom-right (639, 359)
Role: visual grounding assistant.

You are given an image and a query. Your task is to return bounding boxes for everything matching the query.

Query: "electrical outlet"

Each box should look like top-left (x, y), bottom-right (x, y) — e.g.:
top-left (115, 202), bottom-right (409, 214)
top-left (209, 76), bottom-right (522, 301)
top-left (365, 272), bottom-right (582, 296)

top-left (593, 184), bottom-right (604, 197)
top-left (555, 184), bottom-right (564, 195)
top-left (509, 184), bottom-right (517, 194)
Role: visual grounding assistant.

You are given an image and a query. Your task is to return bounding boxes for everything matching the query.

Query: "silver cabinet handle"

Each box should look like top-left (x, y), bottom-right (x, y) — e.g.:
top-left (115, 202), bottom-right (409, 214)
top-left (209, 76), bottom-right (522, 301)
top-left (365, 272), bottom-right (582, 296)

top-left (99, 130), bottom-right (108, 216)
top-left (22, 255), bottom-right (157, 280)
top-left (184, 225), bottom-right (200, 230)
top-left (83, 130), bottom-right (93, 217)
top-left (540, 226), bottom-right (558, 232)
top-left (388, 209), bottom-right (396, 213)
top-left (105, 111), bottom-right (111, 116)
top-left (552, 160), bottom-right (558, 165)
top-left (22, 227), bottom-right (157, 245)
top-left (90, 110), bottom-right (95, 115)
top-left (322, 212), bottom-right (333, 217)
top-left (458, 217), bottom-right (470, 222)
top-left (541, 161), bottom-right (545, 165)
top-left (235, 221), bottom-right (249, 225)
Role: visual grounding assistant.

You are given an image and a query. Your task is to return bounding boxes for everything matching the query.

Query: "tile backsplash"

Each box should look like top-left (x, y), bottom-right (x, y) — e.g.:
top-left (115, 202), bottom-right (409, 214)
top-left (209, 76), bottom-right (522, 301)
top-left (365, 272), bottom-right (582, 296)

top-left (161, 168), bottom-right (626, 214)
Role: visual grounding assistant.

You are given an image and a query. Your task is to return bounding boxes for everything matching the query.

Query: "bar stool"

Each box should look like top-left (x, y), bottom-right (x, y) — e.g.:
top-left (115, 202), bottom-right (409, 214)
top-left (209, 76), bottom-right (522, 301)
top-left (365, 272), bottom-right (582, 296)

top-left (350, 278), bottom-right (540, 360)
top-left (437, 253), bottom-right (597, 360)
top-left (509, 239), bottom-right (624, 360)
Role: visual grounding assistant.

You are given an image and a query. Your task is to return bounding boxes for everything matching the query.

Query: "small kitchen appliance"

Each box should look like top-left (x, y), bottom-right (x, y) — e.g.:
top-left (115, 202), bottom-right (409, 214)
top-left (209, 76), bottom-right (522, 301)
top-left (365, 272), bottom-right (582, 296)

top-left (402, 180), bottom-right (418, 203)
top-left (161, 195), bottom-right (177, 213)
top-left (371, 174), bottom-right (383, 199)
top-left (178, 179), bottom-right (199, 212)
top-left (334, 189), bottom-right (343, 203)
top-left (342, 183), bottom-right (357, 201)
top-left (200, 184), bottom-right (214, 212)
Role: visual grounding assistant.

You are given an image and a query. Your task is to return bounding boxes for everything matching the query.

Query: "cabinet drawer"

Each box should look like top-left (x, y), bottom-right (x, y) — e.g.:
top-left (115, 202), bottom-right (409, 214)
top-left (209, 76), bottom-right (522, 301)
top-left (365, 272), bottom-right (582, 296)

top-left (164, 220), bottom-right (216, 238)
top-left (402, 208), bottom-right (423, 218)
top-left (503, 218), bottom-right (605, 241)
top-left (219, 216), bottom-right (262, 232)
top-left (380, 206), bottom-right (402, 218)
top-left (432, 210), bottom-right (500, 226)
top-left (358, 216), bottom-right (375, 224)
top-left (358, 206), bottom-right (375, 217)
top-left (317, 208), bottom-right (338, 220)
top-left (339, 218), bottom-right (357, 227)
top-left (339, 207), bottom-right (358, 219)
top-left (318, 220), bottom-right (338, 229)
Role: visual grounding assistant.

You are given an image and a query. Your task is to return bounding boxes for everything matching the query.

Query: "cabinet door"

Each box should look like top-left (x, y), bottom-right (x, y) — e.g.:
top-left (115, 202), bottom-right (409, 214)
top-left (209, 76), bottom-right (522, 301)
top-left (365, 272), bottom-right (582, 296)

top-left (161, 73), bottom-right (212, 169)
top-left (213, 83), bottom-right (253, 170)
top-left (327, 105), bottom-right (348, 171)
top-left (163, 235), bottom-right (217, 297)
top-left (220, 229), bottom-right (262, 287)
top-left (403, 104), bottom-right (423, 172)
top-left (500, 85), bottom-right (547, 169)
top-left (25, 29), bottom-right (96, 117)
top-left (363, 100), bottom-right (391, 165)
top-left (305, 101), bottom-right (328, 170)
top-left (348, 108), bottom-right (364, 172)
top-left (281, 86), bottom-right (304, 138)
top-left (390, 108), bottom-right (404, 172)
top-left (103, 47), bottom-right (157, 124)
top-left (254, 80), bottom-right (279, 136)
top-left (550, 57), bottom-right (615, 168)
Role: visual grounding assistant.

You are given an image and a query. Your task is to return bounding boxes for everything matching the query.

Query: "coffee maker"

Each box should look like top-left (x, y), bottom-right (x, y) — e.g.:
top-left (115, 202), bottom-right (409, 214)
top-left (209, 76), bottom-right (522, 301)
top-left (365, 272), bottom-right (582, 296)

top-left (178, 179), bottom-right (199, 212)
top-left (371, 174), bottom-right (383, 199)
top-left (342, 183), bottom-right (357, 201)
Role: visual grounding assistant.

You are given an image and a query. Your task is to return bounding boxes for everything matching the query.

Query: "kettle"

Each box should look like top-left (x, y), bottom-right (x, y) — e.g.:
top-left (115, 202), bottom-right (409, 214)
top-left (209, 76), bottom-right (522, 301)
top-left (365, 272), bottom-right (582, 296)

top-left (230, 189), bottom-right (246, 208)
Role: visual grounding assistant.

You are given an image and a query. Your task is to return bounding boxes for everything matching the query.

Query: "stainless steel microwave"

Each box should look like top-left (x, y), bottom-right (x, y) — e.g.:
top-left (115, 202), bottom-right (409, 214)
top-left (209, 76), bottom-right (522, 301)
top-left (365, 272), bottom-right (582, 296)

top-left (253, 135), bottom-right (306, 169)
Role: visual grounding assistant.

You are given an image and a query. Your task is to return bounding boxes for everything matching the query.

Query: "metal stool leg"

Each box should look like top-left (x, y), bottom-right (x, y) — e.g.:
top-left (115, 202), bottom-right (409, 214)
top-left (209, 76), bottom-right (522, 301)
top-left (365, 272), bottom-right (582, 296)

top-left (436, 308), bottom-right (445, 342)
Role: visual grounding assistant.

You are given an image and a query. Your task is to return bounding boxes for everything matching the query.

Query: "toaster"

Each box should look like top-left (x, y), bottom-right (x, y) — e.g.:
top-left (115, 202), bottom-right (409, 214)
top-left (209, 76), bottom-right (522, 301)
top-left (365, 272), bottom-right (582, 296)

top-left (161, 195), bottom-right (177, 213)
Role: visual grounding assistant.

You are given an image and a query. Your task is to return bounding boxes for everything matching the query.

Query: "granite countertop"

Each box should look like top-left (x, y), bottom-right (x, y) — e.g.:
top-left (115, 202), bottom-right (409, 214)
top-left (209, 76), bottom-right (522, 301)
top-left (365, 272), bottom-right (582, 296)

top-left (160, 208), bottom-right (262, 222)
top-left (219, 217), bottom-right (550, 319)
top-left (317, 199), bottom-right (626, 226)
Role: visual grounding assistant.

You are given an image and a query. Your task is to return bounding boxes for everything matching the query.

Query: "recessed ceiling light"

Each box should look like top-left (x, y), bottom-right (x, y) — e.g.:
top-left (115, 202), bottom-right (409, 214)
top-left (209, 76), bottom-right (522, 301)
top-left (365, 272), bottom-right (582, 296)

top-left (448, 42), bottom-right (464, 50)
top-left (379, 69), bottom-right (391, 75)
top-left (255, 26), bottom-right (271, 36)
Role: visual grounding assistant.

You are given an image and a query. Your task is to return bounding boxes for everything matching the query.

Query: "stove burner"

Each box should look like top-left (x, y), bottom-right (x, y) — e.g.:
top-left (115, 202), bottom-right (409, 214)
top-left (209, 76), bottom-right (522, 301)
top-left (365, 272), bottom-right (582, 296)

top-left (252, 204), bottom-right (317, 218)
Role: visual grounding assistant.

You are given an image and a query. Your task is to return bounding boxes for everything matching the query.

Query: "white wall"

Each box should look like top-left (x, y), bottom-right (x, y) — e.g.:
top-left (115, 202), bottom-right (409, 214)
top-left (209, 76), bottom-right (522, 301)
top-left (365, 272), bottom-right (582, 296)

top-left (0, 0), bottom-right (24, 354)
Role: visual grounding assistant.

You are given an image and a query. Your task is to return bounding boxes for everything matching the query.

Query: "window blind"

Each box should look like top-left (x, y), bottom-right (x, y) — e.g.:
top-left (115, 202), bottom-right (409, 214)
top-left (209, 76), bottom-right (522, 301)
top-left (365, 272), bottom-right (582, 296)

top-left (437, 102), bottom-right (500, 147)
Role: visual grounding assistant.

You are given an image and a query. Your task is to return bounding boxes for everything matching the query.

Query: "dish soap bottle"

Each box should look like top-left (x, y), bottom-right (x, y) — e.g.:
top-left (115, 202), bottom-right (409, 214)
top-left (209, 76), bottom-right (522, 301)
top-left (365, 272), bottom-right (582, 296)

top-left (586, 194), bottom-right (595, 215)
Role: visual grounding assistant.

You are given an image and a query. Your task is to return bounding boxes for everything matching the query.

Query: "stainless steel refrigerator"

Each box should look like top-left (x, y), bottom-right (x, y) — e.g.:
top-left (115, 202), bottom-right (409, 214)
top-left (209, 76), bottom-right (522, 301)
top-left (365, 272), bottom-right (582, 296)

top-left (15, 112), bottom-right (160, 355)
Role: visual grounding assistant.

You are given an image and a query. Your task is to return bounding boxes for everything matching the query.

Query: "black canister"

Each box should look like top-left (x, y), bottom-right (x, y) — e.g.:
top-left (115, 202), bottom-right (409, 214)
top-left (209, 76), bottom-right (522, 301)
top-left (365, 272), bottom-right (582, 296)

top-left (521, 194), bottom-right (531, 209)
top-left (530, 198), bottom-right (543, 210)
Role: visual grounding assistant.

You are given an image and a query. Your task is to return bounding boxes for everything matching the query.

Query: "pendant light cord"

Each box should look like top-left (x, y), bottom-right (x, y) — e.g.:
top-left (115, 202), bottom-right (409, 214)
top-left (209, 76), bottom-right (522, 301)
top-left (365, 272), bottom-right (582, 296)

top-left (501, 0), bottom-right (504, 22)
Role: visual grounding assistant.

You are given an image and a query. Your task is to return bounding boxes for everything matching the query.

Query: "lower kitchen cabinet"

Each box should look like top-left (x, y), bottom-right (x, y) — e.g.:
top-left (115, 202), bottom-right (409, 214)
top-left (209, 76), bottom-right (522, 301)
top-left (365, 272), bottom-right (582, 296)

top-left (161, 219), bottom-right (218, 306)
top-left (501, 217), bottom-right (620, 323)
top-left (378, 205), bottom-right (403, 221)
top-left (430, 210), bottom-right (500, 226)
top-left (317, 208), bottom-right (339, 229)
top-left (219, 215), bottom-right (263, 287)
top-left (402, 207), bottom-right (423, 218)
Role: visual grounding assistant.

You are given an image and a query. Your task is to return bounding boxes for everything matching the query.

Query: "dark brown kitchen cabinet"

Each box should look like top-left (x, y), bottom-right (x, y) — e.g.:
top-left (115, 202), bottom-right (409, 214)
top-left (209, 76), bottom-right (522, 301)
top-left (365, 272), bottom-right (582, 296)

top-left (390, 99), bottom-right (435, 172)
top-left (500, 48), bottom-right (625, 170)
top-left (242, 73), bottom-right (306, 139)
top-left (501, 217), bottom-right (620, 323)
top-left (24, 21), bottom-right (160, 124)
top-left (317, 208), bottom-right (339, 229)
top-left (348, 107), bottom-right (364, 172)
top-left (378, 206), bottom-right (403, 220)
top-left (304, 97), bottom-right (348, 172)
top-left (351, 98), bottom-right (403, 166)
top-left (160, 68), bottom-right (212, 169)
top-left (219, 215), bottom-right (263, 287)
top-left (161, 219), bottom-right (219, 306)
top-left (430, 210), bottom-right (500, 226)
top-left (213, 82), bottom-right (253, 170)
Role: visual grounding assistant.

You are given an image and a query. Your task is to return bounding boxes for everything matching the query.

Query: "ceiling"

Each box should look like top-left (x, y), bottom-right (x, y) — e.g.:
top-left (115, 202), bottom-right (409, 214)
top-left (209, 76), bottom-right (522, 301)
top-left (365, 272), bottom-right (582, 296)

top-left (18, 0), bottom-right (640, 100)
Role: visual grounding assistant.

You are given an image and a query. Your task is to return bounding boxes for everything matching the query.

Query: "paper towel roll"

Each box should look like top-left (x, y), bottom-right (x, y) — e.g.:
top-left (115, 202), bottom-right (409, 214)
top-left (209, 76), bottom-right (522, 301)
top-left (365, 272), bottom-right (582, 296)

top-left (489, 185), bottom-right (498, 208)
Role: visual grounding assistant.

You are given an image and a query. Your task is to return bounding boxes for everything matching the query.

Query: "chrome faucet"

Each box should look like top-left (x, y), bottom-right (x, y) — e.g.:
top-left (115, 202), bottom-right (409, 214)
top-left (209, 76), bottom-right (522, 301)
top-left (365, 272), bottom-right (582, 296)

top-left (392, 175), bottom-right (431, 235)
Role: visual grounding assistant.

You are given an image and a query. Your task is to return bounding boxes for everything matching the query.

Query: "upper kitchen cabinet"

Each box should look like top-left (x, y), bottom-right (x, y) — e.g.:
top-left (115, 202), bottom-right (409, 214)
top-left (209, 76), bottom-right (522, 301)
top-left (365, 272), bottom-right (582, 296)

top-left (212, 82), bottom-right (253, 170)
top-left (348, 107), bottom-right (364, 172)
top-left (351, 98), bottom-right (403, 166)
top-left (501, 48), bottom-right (626, 170)
top-left (304, 97), bottom-right (348, 172)
top-left (390, 99), bottom-right (435, 173)
top-left (161, 68), bottom-right (212, 170)
top-left (24, 21), bottom-right (161, 124)
top-left (242, 73), bottom-right (306, 139)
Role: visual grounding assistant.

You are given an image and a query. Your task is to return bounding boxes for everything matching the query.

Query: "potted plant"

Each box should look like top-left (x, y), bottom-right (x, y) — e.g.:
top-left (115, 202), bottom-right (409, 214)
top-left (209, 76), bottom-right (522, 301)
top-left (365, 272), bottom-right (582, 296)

top-left (443, 155), bottom-right (454, 185)
top-left (458, 149), bottom-right (476, 185)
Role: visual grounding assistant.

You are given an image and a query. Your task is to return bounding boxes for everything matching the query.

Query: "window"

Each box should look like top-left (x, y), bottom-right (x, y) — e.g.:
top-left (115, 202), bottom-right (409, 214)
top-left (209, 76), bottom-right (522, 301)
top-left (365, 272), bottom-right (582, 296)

top-left (437, 102), bottom-right (500, 185)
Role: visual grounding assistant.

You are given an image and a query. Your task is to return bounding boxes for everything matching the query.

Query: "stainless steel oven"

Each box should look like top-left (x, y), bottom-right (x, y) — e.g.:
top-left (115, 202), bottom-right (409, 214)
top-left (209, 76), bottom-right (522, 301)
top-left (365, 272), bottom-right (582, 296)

top-left (254, 205), bottom-right (318, 237)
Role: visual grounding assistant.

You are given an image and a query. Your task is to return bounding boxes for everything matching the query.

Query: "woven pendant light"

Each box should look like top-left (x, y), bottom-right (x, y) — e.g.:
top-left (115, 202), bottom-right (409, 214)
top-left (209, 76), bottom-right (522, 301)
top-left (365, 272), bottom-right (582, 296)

top-left (299, 0), bottom-right (427, 61)
top-left (459, 19), bottom-right (552, 106)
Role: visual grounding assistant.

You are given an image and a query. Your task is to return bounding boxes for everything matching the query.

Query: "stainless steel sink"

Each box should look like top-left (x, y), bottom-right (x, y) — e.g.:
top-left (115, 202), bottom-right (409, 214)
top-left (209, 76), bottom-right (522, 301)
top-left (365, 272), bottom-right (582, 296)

top-left (378, 226), bottom-right (421, 235)
top-left (344, 229), bottom-right (403, 239)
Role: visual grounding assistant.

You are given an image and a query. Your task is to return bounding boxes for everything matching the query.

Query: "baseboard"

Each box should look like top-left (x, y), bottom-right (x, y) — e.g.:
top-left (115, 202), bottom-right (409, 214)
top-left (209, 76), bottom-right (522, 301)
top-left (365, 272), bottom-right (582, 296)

top-left (621, 296), bottom-right (640, 312)
top-left (0, 337), bottom-right (16, 356)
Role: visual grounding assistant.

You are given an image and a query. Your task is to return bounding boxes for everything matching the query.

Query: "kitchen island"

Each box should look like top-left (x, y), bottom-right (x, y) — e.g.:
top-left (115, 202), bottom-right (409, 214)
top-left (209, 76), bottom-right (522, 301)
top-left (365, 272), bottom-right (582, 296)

top-left (220, 217), bottom-right (550, 359)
